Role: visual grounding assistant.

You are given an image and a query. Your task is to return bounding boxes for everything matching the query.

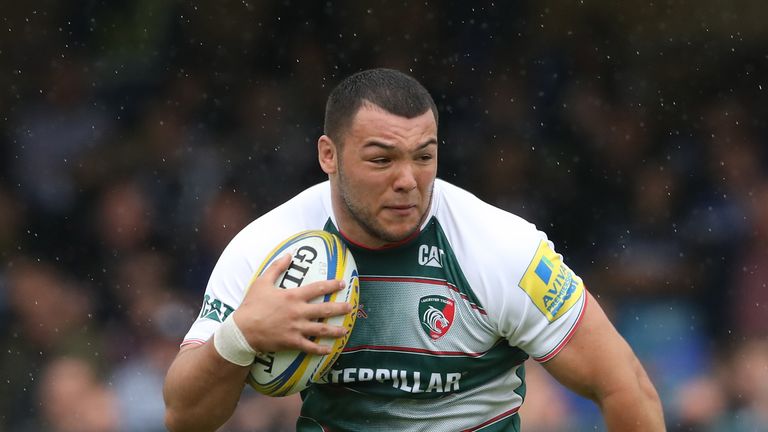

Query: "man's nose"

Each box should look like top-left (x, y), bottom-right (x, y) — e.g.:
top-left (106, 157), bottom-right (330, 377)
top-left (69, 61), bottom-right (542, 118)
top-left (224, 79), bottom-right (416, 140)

top-left (392, 162), bottom-right (417, 192)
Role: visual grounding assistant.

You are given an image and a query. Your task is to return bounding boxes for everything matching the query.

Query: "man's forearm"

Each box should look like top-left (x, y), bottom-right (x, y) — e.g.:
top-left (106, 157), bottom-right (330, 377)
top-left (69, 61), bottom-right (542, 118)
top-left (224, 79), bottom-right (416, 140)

top-left (164, 342), bottom-right (251, 432)
top-left (599, 382), bottom-right (665, 431)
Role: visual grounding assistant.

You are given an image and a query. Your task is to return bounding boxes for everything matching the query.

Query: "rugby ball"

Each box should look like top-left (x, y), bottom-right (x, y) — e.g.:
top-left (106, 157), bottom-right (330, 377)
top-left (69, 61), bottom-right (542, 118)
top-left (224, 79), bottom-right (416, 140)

top-left (247, 230), bottom-right (359, 396)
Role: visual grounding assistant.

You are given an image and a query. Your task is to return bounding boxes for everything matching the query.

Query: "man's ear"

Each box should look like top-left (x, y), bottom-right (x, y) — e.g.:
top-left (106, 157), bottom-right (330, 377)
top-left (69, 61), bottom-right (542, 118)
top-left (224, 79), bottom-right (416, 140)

top-left (318, 135), bottom-right (338, 175)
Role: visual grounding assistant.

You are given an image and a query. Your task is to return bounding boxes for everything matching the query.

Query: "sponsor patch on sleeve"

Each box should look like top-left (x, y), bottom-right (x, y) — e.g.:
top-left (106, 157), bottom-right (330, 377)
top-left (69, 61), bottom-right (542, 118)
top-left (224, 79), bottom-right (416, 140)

top-left (518, 240), bottom-right (584, 322)
top-left (198, 294), bottom-right (236, 323)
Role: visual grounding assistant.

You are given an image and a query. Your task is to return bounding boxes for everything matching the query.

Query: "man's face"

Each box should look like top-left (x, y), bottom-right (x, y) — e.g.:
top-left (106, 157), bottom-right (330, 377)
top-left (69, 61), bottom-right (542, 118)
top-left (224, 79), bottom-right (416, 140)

top-left (321, 104), bottom-right (438, 248)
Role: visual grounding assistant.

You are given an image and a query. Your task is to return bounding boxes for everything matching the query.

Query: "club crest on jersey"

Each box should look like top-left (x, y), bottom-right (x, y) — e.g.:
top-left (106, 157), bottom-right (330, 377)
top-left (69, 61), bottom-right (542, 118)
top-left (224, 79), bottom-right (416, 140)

top-left (419, 295), bottom-right (455, 340)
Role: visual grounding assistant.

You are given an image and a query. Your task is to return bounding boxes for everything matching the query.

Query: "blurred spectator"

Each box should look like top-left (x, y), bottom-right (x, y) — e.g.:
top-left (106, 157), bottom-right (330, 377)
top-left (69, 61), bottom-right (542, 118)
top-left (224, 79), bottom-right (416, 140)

top-left (0, 185), bottom-right (24, 258)
top-left (594, 162), bottom-right (693, 297)
top-left (673, 372), bottom-right (728, 431)
top-left (714, 340), bottom-right (768, 431)
top-left (589, 161), bottom-right (710, 419)
top-left (184, 189), bottom-right (254, 293)
top-left (108, 250), bottom-right (192, 432)
top-left (229, 81), bottom-right (322, 208)
top-left (681, 100), bottom-right (765, 338)
top-left (86, 178), bottom-right (158, 313)
top-left (518, 361), bottom-right (576, 432)
top-left (474, 139), bottom-right (535, 217)
top-left (10, 58), bottom-right (112, 216)
top-left (39, 356), bottom-right (119, 432)
top-left (128, 100), bottom-right (224, 237)
top-left (729, 179), bottom-right (768, 339)
top-left (96, 180), bottom-right (154, 256)
top-left (0, 186), bottom-right (24, 322)
top-left (0, 257), bottom-right (104, 430)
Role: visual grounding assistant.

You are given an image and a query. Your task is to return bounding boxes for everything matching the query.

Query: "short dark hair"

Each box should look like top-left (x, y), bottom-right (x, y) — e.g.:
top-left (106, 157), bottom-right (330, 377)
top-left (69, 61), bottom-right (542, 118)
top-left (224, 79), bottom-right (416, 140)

top-left (323, 68), bottom-right (438, 143)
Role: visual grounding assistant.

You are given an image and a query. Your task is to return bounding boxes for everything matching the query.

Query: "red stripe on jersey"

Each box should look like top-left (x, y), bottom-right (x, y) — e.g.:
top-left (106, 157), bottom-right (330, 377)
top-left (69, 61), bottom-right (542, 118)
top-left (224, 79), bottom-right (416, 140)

top-left (338, 228), bottom-right (420, 250)
top-left (360, 275), bottom-right (452, 285)
top-left (534, 291), bottom-right (589, 363)
top-left (462, 406), bottom-right (520, 431)
top-left (445, 283), bottom-right (488, 315)
top-left (180, 338), bottom-right (206, 348)
top-left (360, 276), bottom-right (487, 315)
top-left (343, 344), bottom-right (491, 358)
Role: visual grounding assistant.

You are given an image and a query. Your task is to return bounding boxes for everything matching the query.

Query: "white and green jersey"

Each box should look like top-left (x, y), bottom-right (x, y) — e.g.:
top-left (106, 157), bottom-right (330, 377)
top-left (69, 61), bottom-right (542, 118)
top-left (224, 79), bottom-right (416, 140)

top-left (183, 179), bottom-right (587, 431)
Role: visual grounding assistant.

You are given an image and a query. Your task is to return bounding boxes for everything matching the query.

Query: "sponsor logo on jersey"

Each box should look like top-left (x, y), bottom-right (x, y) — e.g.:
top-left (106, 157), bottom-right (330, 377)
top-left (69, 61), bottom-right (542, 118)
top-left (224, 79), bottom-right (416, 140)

top-left (519, 240), bottom-right (584, 322)
top-left (419, 295), bottom-right (455, 340)
top-left (198, 294), bottom-right (235, 323)
top-left (321, 367), bottom-right (462, 393)
top-left (418, 244), bottom-right (445, 268)
top-left (356, 303), bottom-right (368, 319)
top-left (534, 254), bottom-right (554, 284)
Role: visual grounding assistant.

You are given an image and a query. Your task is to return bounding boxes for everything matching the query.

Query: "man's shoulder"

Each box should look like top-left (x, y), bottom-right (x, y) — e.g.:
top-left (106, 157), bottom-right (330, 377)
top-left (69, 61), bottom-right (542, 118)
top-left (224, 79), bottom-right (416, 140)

top-left (433, 179), bottom-right (536, 236)
top-left (228, 181), bottom-right (333, 252)
top-left (257, 181), bottom-right (331, 224)
top-left (432, 178), bottom-right (545, 274)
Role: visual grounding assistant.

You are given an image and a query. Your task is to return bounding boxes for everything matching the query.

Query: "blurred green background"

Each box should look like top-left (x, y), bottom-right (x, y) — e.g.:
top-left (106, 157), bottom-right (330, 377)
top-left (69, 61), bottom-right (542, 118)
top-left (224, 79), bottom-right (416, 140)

top-left (1, 1), bottom-right (767, 431)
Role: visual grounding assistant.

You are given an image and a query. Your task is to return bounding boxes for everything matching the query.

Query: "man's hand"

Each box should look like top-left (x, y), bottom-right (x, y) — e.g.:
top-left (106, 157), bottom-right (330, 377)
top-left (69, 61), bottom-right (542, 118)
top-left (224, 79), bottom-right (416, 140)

top-left (164, 253), bottom-right (354, 432)
top-left (233, 253), bottom-right (353, 355)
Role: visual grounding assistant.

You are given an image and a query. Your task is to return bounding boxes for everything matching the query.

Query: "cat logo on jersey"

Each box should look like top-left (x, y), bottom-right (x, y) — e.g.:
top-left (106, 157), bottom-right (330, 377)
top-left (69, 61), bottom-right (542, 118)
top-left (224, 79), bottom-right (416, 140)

top-left (198, 294), bottom-right (235, 323)
top-left (418, 295), bottom-right (455, 340)
top-left (418, 244), bottom-right (444, 268)
top-left (519, 240), bottom-right (584, 322)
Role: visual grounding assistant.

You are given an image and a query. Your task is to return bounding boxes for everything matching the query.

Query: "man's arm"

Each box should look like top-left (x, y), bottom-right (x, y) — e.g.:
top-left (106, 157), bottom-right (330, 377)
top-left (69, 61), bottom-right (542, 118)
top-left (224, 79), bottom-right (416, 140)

top-left (163, 343), bottom-right (249, 432)
top-left (163, 254), bottom-right (352, 432)
top-left (542, 291), bottom-right (666, 431)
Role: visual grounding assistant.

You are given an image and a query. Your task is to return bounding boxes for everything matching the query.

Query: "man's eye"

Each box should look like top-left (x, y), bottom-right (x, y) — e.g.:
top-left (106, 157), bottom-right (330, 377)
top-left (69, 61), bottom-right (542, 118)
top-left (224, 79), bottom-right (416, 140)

top-left (371, 158), bottom-right (390, 164)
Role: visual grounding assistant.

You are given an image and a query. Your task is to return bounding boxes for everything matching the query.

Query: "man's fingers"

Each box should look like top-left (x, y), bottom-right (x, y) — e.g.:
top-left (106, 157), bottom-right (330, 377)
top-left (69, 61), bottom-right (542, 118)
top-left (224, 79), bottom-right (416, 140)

top-left (301, 321), bottom-right (350, 339)
top-left (267, 321), bottom-right (348, 355)
top-left (303, 296), bottom-right (353, 319)
top-left (261, 253), bottom-right (293, 283)
top-left (297, 339), bottom-right (334, 356)
top-left (297, 279), bottom-right (347, 301)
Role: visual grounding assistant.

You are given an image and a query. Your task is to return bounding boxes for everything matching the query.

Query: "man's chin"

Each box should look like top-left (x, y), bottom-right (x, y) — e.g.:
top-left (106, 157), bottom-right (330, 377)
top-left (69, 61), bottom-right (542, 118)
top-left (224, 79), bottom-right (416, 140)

top-left (379, 224), bottom-right (421, 244)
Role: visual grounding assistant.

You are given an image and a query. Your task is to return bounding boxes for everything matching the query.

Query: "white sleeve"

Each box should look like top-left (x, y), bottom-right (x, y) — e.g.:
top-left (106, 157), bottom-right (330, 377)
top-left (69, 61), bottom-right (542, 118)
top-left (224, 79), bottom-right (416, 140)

top-left (181, 230), bottom-right (259, 347)
top-left (437, 185), bottom-right (586, 362)
top-left (499, 233), bottom-right (587, 362)
top-left (179, 182), bottom-right (333, 347)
